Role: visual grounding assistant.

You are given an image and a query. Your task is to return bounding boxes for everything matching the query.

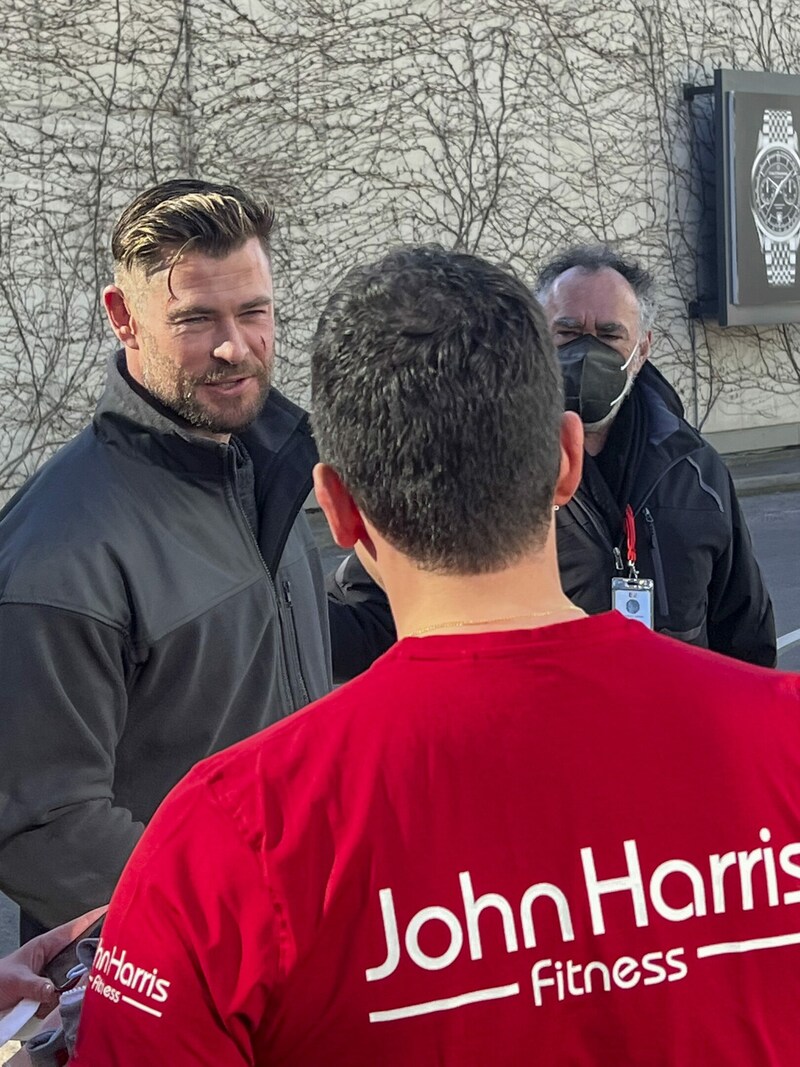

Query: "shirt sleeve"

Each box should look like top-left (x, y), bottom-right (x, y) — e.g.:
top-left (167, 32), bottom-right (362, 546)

top-left (72, 771), bottom-right (279, 1066)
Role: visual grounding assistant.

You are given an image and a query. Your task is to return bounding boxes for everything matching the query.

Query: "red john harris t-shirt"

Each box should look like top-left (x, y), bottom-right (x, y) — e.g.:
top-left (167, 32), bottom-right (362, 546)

top-left (74, 614), bottom-right (800, 1065)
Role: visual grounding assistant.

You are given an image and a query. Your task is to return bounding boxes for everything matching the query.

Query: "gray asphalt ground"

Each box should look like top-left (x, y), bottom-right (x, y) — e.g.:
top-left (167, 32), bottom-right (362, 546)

top-left (725, 447), bottom-right (800, 672)
top-left (1, 447), bottom-right (798, 960)
top-left (0, 900), bottom-right (14, 963)
top-left (740, 489), bottom-right (800, 672)
top-left (724, 445), bottom-right (800, 497)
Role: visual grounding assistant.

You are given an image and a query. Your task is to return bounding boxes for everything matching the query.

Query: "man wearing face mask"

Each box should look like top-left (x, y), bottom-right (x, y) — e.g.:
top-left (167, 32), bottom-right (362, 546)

top-left (535, 244), bottom-right (776, 666)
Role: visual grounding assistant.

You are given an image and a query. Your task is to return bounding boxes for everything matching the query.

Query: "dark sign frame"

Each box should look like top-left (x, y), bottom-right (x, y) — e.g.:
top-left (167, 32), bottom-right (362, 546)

top-left (715, 68), bottom-right (800, 326)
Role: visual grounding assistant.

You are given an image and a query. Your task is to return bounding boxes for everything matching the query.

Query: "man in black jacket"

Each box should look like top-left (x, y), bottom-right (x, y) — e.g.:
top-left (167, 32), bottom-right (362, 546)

top-left (537, 245), bottom-right (775, 666)
top-left (0, 180), bottom-right (336, 935)
top-left (328, 246), bottom-right (775, 671)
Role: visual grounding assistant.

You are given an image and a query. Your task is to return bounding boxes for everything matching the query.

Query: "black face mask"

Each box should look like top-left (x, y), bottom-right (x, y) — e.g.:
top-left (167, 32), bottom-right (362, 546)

top-left (556, 334), bottom-right (631, 426)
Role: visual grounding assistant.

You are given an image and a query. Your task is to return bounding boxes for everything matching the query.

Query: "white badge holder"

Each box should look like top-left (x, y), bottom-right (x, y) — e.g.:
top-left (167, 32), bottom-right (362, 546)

top-left (612, 576), bottom-right (654, 628)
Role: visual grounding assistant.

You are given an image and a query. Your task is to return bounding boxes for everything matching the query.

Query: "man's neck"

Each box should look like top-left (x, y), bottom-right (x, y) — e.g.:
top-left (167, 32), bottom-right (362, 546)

top-left (380, 527), bottom-right (583, 639)
top-left (584, 426), bottom-right (610, 456)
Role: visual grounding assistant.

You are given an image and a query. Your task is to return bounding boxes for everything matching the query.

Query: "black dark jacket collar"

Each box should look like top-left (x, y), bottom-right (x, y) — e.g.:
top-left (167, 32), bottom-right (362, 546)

top-left (94, 352), bottom-right (318, 575)
top-left (632, 363), bottom-right (706, 510)
top-left (574, 361), bottom-right (707, 541)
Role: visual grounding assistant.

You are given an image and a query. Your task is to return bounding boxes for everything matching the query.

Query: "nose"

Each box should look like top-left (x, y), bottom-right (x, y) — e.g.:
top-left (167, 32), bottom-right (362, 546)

top-left (212, 324), bottom-right (249, 365)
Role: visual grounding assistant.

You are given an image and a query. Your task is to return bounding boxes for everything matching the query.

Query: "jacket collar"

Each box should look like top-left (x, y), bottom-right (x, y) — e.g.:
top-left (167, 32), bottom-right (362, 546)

top-left (93, 351), bottom-right (316, 485)
top-left (568, 363), bottom-right (709, 525)
top-left (637, 362), bottom-right (705, 462)
top-left (628, 363), bottom-right (707, 510)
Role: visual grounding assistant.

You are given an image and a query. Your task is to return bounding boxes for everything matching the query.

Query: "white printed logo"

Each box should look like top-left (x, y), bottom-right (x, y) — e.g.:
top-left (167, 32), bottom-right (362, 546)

top-left (90, 940), bottom-right (171, 1018)
top-left (365, 827), bottom-right (800, 1022)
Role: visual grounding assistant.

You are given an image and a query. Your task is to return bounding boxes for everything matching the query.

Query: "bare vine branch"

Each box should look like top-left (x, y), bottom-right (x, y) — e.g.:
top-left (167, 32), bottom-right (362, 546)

top-left (2, 0), bottom-right (799, 497)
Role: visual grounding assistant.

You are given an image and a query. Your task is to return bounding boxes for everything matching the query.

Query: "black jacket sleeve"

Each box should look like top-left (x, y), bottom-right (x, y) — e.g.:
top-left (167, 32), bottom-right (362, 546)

top-left (0, 603), bottom-right (144, 928)
top-left (705, 474), bottom-right (777, 667)
top-left (326, 555), bottom-right (396, 684)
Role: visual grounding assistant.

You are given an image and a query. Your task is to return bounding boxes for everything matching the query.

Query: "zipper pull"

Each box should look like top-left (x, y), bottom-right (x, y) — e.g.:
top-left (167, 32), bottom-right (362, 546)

top-left (283, 580), bottom-right (293, 606)
top-left (643, 507), bottom-right (656, 545)
top-left (613, 547), bottom-right (624, 573)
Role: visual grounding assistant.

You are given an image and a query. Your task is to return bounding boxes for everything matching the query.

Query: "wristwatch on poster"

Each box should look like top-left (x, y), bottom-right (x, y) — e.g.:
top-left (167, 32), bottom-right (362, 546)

top-left (750, 108), bottom-right (800, 287)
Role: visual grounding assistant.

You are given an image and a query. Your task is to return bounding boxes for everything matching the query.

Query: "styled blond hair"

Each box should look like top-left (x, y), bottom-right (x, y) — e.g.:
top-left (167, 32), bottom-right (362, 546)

top-left (112, 178), bottom-right (275, 279)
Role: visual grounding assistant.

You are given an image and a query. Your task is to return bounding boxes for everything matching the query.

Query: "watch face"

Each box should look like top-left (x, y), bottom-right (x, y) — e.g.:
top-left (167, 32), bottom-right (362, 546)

top-left (752, 147), bottom-right (800, 236)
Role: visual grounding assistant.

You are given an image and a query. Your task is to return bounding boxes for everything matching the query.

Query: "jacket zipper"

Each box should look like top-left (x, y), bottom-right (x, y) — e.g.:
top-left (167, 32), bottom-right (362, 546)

top-left (643, 507), bottom-right (670, 617)
top-left (281, 579), bottom-right (310, 707)
top-left (263, 437), bottom-right (315, 578)
top-left (573, 452), bottom-right (700, 605)
top-left (571, 494), bottom-right (617, 556)
top-left (572, 494), bottom-right (626, 582)
top-left (223, 450), bottom-right (298, 713)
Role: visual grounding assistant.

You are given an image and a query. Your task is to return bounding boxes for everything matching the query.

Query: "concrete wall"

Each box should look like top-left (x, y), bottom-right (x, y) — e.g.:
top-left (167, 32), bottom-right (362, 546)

top-left (2, 0), bottom-right (799, 498)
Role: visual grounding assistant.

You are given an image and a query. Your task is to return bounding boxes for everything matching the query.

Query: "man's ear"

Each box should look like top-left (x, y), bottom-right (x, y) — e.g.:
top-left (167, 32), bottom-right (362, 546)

top-left (103, 285), bottom-right (140, 351)
top-left (313, 464), bottom-right (368, 550)
top-left (554, 411), bottom-right (584, 507)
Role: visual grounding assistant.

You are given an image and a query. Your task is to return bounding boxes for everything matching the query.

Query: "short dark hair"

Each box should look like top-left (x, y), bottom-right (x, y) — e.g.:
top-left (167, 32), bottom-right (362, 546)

top-left (535, 245), bottom-right (657, 330)
top-left (111, 178), bottom-right (274, 278)
top-left (311, 246), bottom-right (563, 574)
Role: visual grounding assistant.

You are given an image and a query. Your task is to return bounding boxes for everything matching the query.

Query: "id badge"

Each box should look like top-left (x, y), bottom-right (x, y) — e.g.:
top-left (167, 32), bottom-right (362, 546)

top-left (611, 577), bottom-right (654, 628)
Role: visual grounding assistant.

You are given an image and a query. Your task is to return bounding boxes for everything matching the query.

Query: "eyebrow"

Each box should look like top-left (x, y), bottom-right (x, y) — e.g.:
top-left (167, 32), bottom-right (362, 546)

top-left (166, 296), bottom-right (273, 322)
top-left (552, 316), bottom-right (628, 335)
top-left (596, 321), bottom-right (628, 334)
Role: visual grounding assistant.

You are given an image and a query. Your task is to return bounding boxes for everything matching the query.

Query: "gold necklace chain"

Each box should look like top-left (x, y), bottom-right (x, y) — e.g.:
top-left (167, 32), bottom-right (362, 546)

top-left (408, 606), bottom-right (585, 637)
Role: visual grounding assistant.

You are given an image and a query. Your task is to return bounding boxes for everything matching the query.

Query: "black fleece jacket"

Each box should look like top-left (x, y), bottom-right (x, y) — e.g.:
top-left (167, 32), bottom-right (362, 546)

top-left (0, 355), bottom-right (332, 927)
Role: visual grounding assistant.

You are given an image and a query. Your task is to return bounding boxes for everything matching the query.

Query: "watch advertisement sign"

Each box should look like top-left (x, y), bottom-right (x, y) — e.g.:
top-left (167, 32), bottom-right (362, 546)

top-left (715, 69), bottom-right (800, 325)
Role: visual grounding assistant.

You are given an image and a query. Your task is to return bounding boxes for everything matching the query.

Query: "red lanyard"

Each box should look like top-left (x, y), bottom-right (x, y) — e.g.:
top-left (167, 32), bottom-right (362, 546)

top-left (624, 504), bottom-right (637, 575)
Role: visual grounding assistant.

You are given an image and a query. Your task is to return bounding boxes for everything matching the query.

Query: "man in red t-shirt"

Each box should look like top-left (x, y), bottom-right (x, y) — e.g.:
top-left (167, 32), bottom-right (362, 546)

top-left (74, 247), bottom-right (800, 1066)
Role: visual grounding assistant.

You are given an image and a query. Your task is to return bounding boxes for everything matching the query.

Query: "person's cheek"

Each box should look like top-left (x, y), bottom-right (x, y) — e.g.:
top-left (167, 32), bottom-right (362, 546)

top-left (258, 325), bottom-right (275, 363)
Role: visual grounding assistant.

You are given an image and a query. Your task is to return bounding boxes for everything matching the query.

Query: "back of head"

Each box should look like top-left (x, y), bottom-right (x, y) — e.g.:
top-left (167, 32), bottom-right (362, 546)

top-left (111, 178), bottom-right (275, 280)
top-left (311, 245), bottom-right (563, 574)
